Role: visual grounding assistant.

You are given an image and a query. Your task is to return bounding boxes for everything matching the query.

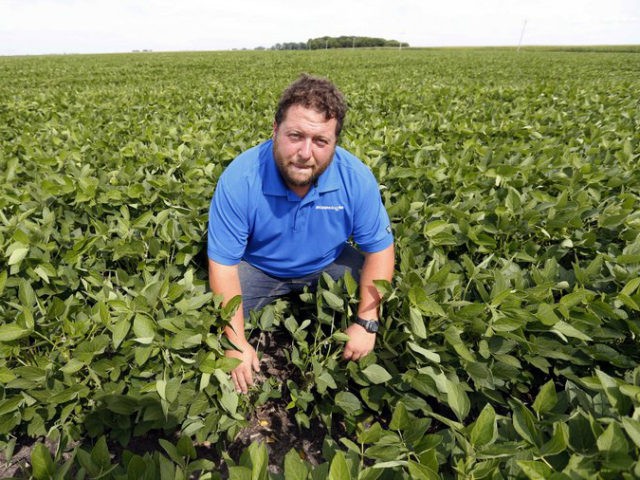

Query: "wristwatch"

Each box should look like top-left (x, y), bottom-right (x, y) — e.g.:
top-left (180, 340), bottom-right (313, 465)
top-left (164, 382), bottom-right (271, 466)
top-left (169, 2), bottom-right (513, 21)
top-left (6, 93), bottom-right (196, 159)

top-left (353, 316), bottom-right (379, 333)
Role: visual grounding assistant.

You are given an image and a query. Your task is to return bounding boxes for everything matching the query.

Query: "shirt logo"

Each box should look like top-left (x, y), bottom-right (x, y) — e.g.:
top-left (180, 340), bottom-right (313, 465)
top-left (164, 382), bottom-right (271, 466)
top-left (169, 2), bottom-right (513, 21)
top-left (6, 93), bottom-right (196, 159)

top-left (315, 205), bottom-right (345, 211)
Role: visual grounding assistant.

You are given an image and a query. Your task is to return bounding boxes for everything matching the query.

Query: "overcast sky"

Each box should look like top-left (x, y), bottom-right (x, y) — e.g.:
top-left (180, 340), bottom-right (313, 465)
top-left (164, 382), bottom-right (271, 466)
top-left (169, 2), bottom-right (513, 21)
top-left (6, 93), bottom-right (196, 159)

top-left (1, 0), bottom-right (638, 56)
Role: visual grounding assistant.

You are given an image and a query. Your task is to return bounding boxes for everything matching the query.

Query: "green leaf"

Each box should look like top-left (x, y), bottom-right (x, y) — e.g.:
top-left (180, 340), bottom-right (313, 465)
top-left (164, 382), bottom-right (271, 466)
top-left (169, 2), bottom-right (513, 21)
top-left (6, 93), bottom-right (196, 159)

top-left (111, 318), bottom-right (131, 349)
top-left (470, 403), bottom-right (496, 447)
top-left (0, 323), bottom-right (31, 342)
top-left (559, 289), bottom-right (593, 309)
top-left (597, 422), bottom-right (628, 453)
top-left (76, 449), bottom-right (97, 477)
top-left (321, 290), bottom-right (344, 311)
top-left (220, 389), bottom-right (239, 415)
top-left (344, 270), bottom-right (358, 298)
top-left (409, 286), bottom-right (445, 317)
top-left (551, 320), bottom-right (592, 342)
top-left (165, 377), bottom-right (181, 403)
top-left (228, 466), bottom-right (252, 480)
top-left (156, 379), bottom-right (167, 400)
top-left (512, 400), bottom-right (540, 447)
top-left (535, 303), bottom-right (559, 326)
top-left (620, 277), bottom-right (640, 297)
top-left (372, 279), bottom-right (392, 298)
top-left (621, 417), bottom-right (640, 449)
top-left (328, 451), bottom-right (350, 480)
top-left (103, 394), bottom-right (138, 415)
top-left (539, 422), bottom-right (568, 457)
top-left (617, 293), bottom-right (640, 311)
top-left (176, 292), bottom-right (214, 314)
top-left (91, 436), bottom-right (112, 470)
top-left (222, 295), bottom-right (242, 318)
top-left (159, 439), bottom-right (184, 467)
top-left (159, 453), bottom-right (177, 480)
top-left (215, 356), bottom-right (242, 373)
top-left (49, 385), bottom-right (88, 405)
top-left (389, 402), bottom-right (410, 430)
top-left (335, 391), bottom-right (362, 416)
top-left (134, 346), bottom-right (153, 366)
top-left (0, 270), bottom-right (6, 296)
top-left (0, 397), bottom-right (23, 417)
top-left (316, 370), bottom-right (337, 393)
top-left (284, 448), bottom-right (309, 480)
top-left (596, 369), bottom-right (631, 415)
top-left (407, 460), bottom-right (439, 480)
top-left (361, 364), bottom-right (392, 384)
top-left (407, 342), bottom-right (440, 363)
top-left (340, 437), bottom-right (360, 454)
top-left (532, 380), bottom-right (558, 415)
top-left (30, 443), bottom-right (54, 480)
top-left (517, 460), bottom-right (552, 480)
top-left (247, 441), bottom-right (268, 480)
top-left (445, 379), bottom-right (470, 422)
top-left (133, 314), bottom-right (156, 344)
top-left (444, 326), bottom-right (475, 362)
top-left (358, 422), bottom-right (383, 444)
top-left (331, 331), bottom-right (351, 342)
top-left (8, 246), bottom-right (29, 266)
top-left (409, 307), bottom-right (427, 338)
top-left (18, 279), bottom-right (36, 307)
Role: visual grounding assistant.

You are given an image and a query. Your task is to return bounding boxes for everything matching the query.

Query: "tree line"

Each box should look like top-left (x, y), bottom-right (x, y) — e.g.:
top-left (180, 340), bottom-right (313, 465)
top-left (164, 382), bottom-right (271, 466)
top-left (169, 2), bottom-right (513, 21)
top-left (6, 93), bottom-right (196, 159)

top-left (256, 36), bottom-right (409, 51)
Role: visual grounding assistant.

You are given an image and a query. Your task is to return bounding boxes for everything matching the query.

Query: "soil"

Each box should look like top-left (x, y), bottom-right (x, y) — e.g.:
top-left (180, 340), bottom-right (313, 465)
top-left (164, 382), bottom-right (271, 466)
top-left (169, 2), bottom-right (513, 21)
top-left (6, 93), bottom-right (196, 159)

top-left (222, 329), bottom-right (330, 474)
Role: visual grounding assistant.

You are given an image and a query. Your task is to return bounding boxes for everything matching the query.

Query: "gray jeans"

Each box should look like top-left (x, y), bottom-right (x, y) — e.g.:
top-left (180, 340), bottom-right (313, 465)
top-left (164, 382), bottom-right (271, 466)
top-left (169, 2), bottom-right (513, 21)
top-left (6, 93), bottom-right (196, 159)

top-left (238, 244), bottom-right (364, 317)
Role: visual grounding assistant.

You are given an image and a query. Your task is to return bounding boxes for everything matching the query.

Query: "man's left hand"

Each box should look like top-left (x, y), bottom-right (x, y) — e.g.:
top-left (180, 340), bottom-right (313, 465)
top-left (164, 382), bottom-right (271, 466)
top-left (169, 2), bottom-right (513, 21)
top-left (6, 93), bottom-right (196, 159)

top-left (343, 323), bottom-right (376, 361)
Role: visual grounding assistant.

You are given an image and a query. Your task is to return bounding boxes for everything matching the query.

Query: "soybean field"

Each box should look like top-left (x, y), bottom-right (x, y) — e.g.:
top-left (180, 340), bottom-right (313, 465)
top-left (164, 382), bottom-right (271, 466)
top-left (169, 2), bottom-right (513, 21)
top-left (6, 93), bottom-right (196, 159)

top-left (1, 46), bottom-right (640, 478)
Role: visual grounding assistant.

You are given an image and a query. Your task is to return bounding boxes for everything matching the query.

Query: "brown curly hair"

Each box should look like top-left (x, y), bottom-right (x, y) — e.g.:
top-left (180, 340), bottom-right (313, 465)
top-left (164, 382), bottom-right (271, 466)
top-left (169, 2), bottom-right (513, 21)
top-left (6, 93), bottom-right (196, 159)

top-left (275, 74), bottom-right (347, 137)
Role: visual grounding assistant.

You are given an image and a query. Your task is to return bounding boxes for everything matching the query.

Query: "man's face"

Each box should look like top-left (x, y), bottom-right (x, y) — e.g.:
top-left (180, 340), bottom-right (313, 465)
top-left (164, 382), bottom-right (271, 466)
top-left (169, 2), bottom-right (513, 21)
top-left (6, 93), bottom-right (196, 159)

top-left (272, 104), bottom-right (338, 197)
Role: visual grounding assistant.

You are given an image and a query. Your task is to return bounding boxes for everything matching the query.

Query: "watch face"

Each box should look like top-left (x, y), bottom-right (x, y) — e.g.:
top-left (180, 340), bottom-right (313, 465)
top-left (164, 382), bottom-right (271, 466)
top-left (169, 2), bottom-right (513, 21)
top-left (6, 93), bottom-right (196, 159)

top-left (356, 318), bottom-right (378, 333)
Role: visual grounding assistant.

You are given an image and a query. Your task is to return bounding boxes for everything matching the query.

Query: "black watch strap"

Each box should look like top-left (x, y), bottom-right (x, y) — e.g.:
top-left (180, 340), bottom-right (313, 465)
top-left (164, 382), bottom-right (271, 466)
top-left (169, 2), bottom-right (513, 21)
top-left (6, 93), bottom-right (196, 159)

top-left (353, 316), bottom-right (379, 333)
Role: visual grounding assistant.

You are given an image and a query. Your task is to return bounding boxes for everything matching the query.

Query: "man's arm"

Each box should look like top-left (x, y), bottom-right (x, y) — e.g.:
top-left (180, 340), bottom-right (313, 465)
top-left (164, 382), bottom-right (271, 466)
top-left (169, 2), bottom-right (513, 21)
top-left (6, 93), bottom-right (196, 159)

top-left (343, 243), bottom-right (395, 361)
top-left (208, 259), bottom-right (259, 393)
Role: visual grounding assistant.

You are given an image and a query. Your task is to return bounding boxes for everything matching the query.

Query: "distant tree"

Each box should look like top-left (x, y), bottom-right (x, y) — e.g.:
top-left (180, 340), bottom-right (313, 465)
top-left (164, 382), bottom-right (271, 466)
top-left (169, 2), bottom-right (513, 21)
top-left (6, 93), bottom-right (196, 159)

top-left (269, 42), bottom-right (308, 51)
top-left (267, 36), bottom-right (408, 51)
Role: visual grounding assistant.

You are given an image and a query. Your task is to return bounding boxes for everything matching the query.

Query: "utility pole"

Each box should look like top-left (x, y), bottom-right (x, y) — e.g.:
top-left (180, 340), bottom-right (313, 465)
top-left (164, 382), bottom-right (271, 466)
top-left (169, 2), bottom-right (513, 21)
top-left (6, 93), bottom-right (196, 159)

top-left (517, 19), bottom-right (527, 52)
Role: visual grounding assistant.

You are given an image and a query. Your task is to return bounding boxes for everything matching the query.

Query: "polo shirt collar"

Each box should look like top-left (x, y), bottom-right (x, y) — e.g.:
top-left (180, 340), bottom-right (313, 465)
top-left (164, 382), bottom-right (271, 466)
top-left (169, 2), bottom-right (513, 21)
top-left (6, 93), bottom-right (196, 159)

top-left (261, 139), bottom-right (341, 197)
top-left (261, 141), bottom-right (289, 197)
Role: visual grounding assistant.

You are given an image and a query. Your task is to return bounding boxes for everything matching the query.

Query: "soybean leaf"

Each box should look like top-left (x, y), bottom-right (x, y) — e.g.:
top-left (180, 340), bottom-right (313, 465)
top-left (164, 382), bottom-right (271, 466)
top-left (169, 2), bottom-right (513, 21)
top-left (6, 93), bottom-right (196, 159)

top-left (511, 400), bottom-right (541, 447)
top-left (0, 323), bottom-right (31, 342)
top-left (539, 422), bottom-right (568, 457)
top-left (445, 379), bottom-right (470, 422)
top-left (335, 392), bottom-right (362, 416)
top-left (362, 364), bottom-right (392, 384)
top-left (321, 290), bottom-right (344, 311)
top-left (284, 448), bottom-right (309, 480)
top-left (328, 451), bottom-right (350, 480)
top-left (470, 403), bottom-right (496, 447)
top-left (30, 443), bottom-right (54, 480)
top-left (532, 380), bottom-right (558, 416)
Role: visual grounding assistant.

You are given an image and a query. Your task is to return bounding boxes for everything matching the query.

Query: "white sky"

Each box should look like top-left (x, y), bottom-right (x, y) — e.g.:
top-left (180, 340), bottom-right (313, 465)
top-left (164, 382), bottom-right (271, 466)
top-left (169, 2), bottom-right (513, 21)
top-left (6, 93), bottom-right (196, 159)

top-left (1, 0), bottom-right (638, 55)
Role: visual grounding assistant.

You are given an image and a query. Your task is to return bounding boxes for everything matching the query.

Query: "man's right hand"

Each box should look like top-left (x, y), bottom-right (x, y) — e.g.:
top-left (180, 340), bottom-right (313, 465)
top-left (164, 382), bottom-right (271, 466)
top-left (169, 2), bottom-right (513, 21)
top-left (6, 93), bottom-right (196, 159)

top-left (226, 340), bottom-right (260, 394)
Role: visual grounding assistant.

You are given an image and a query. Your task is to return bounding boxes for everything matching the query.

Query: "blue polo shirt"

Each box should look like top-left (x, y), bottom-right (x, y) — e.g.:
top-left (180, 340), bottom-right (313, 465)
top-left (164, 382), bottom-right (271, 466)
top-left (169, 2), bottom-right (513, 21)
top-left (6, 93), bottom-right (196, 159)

top-left (207, 139), bottom-right (392, 278)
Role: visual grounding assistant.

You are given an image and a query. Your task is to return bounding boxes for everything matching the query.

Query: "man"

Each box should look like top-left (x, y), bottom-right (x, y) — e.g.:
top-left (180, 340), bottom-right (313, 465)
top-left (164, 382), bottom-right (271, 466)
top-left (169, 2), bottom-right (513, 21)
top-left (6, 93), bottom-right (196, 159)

top-left (207, 74), bottom-right (394, 394)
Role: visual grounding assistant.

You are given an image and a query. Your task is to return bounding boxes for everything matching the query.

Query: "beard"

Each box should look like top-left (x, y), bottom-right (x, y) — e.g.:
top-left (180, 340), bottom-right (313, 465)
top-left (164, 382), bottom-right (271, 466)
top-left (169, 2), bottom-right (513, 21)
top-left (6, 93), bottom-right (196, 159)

top-left (273, 146), bottom-right (333, 190)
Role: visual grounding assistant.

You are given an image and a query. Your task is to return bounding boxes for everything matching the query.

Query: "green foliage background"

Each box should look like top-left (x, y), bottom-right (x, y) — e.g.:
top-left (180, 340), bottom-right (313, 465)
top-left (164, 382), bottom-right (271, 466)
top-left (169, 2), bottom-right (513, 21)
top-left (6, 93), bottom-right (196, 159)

top-left (1, 47), bottom-right (640, 478)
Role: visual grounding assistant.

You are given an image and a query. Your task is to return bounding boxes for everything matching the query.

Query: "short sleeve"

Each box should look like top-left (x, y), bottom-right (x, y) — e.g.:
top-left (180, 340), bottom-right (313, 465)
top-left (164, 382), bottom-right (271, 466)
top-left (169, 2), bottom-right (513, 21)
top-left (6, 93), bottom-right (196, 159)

top-left (351, 169), bottom-right (393, 253)
top-left (207, 171), bottom-right (250, 265)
